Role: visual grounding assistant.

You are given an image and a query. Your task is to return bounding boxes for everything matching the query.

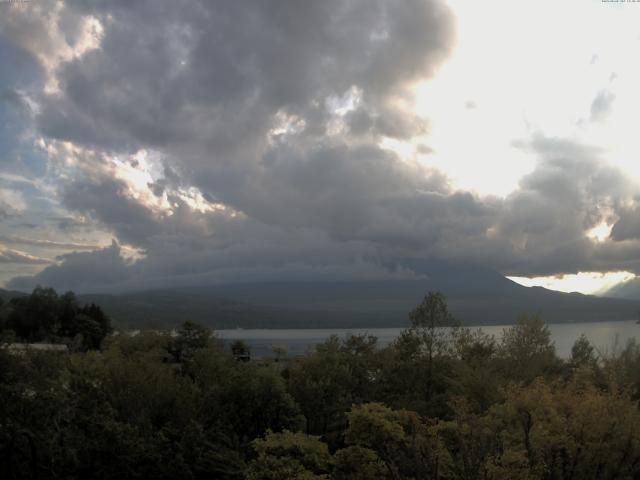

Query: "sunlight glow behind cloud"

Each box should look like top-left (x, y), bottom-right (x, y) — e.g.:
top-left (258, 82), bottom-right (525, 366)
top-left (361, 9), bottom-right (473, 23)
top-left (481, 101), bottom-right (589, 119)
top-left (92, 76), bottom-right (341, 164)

top-left (3, 0), bottom-right (640, 295)
top-left (412, 0), bottom-right (640, 197)
top-left (509, 271), bottom-right (636, 295)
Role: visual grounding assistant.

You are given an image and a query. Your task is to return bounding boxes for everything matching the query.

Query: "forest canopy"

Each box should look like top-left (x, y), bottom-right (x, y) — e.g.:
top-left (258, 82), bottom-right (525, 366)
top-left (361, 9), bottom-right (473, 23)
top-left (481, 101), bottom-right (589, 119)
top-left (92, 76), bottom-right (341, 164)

top-left (0, 287), bottom-right (111, 351)
top-left (1, 290), bottom-right (640, 479)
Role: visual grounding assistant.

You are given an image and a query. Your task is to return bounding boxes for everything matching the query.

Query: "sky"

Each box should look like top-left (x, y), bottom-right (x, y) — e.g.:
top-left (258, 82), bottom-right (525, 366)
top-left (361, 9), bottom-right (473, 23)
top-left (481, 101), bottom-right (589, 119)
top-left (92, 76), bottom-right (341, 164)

top-left (1, 0), bottom-right (640, 294)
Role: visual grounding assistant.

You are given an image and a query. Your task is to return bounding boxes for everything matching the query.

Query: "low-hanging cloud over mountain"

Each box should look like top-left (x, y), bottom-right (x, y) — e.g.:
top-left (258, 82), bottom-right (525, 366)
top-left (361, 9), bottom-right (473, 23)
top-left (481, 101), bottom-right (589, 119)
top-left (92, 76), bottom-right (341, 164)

top-left (3, 0), bottom-right (640, 293)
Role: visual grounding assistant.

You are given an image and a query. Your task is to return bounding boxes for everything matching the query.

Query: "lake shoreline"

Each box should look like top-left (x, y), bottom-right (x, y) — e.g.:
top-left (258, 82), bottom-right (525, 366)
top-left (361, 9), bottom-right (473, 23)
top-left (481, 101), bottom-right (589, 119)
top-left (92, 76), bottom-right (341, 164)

top-left (217, 320), bottom-right (640, 359)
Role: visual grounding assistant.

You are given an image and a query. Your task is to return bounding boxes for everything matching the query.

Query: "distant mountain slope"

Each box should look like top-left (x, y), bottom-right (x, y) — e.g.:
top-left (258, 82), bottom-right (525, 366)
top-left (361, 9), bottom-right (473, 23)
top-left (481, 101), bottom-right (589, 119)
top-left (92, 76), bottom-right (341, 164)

top-left (0, 288), bottom-right (27, 303)
top-left (5, 261), bottom-right (640, 328)
top-left (602, 278), bottom-right (640, 301)
top-left (77, 291), bottom-right (310, 329)
top-left (81, 261), bottom-right (640, 328)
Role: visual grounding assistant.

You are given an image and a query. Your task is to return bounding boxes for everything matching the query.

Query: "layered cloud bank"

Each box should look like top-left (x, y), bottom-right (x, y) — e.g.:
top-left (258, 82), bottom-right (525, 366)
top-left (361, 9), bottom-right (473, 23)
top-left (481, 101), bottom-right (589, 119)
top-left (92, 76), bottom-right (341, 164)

top-left (2, 0), bottom-right (640, 293)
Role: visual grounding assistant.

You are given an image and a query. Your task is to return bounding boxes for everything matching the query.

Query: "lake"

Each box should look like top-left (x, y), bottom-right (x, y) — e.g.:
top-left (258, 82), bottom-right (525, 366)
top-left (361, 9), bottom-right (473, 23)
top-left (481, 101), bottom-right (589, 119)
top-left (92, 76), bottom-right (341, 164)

top-left (217, 320), bottom-right (640, 359)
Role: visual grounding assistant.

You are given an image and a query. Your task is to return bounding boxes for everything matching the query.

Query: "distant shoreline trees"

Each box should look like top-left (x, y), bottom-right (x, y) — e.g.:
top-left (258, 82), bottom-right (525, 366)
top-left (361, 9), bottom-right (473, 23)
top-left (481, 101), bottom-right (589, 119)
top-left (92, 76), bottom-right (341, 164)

top-left (0, 286), bottom-right (111, 350)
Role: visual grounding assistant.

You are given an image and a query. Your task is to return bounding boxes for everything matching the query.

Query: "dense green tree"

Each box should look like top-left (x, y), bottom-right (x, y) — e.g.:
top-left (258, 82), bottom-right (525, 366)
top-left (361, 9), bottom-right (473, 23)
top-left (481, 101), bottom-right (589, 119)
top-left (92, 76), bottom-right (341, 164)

top-left (188, 346), bottom-right (302, 445)
top-left (375, 294), bottom-right (462, 416)
top-left (2, 287), bottom-right (111, 349)
top-left (67, 314), bottom-right (104, 350)
top-left (287, 337), bottom-right (353, 435)
top-left (246, 430), bottom-right (332, 480)
top-left (286, 334), bottom-right (380, 437)
top-left (105, 330), bottom-right (173, 361)
top-left (409, 292), bottom-right (459, 353)
top-left (171, 320), bottom-right (212, 363)
top-left (0, 349), bottom-right (71, 479)
top-left (450, 328), bottom-right (501, 411)
top-left (602, 337), bottom-right (640, 399)
top-left (408, 292), bottom-right (460, 410)
top-left (57, 291), bottom-right (79, 336)
top-left (333, 446), bottom-right (387, 480)
top-left (335, 333), bottom-right (380, 404)
top-left (570, 334), bottom-right (597, 368)
top-left (376, 329), bottom-right (434, 414)
top-left (345, 403), bottom-right (452, 479)
top-left (484, 378), bottom-right (640, 479)
top-left (7, 287), bottom-right (60, 341)
top-left (497, 313), bottom-right (558, 383)
top-left (440, 397), bottom-right (499, 480)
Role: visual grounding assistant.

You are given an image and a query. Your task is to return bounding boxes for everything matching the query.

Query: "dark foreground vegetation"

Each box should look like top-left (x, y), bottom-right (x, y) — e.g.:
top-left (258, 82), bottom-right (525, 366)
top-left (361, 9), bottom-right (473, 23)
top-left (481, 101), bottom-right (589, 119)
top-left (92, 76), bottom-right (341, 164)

top-left (2, 289), bottom-right (640, 479)
top-left (0, 287), bottom-right (111, 350)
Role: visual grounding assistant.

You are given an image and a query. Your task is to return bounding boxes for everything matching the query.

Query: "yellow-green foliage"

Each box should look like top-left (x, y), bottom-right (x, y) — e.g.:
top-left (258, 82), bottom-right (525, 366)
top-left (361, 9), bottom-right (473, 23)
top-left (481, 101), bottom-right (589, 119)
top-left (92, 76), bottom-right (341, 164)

top-left (3, 294), bottom-right (640, 479)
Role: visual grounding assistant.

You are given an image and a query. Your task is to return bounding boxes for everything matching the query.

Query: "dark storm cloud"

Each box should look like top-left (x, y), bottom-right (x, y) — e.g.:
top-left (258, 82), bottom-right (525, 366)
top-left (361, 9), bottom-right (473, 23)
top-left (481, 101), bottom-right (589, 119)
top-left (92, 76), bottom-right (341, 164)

top-left (487, 136), bottom-right (639, 276)
top-left (61, 175), bottom-right (163, 247)
top-left (9, 241), bottom-right (128, 291)
top-left (610, 206), bottom-right (640, 242)
top-left (4, 1), bottom-right (640, 292)
top-left (26, 0), bottom-right (457, 235)
top-left (37, 0), bottom-right (453, 151)
top-left (227, 144), bottom-right (451, 235)
top-left (11, 133), bottom-right (640, 292)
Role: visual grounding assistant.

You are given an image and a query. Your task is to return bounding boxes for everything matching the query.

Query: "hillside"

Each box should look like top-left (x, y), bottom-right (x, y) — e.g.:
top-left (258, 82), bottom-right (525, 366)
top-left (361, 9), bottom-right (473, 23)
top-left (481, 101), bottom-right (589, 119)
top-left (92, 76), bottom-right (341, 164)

top-left (603, 278), bottom-right (640, 303)
top-left (0, 288), bottom-right (27, 303)
top-left (3, 261), bottom-right (639, 328)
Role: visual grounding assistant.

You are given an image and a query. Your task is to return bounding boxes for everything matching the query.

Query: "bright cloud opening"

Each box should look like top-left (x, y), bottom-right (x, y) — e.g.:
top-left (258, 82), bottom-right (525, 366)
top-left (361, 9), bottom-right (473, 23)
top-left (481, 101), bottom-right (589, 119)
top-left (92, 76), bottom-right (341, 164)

top-left (587, 222), bottom-right (614, 243)
top-left (509, 271), bottom-right (636, 295)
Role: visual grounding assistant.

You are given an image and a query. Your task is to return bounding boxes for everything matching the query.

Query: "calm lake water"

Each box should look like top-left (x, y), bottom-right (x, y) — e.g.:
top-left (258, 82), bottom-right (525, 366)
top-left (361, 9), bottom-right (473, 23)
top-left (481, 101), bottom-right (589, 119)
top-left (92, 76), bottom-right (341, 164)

top-left (217, 321), bottom-right (640, 359)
